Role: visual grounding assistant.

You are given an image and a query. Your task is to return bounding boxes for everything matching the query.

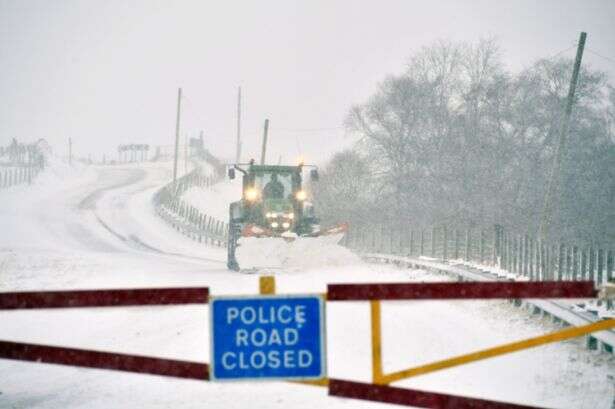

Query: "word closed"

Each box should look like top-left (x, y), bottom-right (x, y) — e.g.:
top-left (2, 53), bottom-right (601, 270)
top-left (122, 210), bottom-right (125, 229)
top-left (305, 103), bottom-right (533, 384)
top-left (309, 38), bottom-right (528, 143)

top-left (210, 294), bottom-right (325, 381)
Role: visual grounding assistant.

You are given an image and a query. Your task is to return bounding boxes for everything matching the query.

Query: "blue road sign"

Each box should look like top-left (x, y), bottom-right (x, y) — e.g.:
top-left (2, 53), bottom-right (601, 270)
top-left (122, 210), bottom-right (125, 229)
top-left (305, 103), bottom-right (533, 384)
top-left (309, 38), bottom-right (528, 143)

top-left (210, 294), bottom-right (326, 381)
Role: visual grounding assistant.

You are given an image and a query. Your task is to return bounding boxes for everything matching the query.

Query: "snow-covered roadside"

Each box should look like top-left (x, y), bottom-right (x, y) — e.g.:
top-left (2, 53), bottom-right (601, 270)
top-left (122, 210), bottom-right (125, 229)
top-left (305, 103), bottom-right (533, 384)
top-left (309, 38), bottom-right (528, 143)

top-left (180, 176), bottom-right (241, 222)
top-left (1, 159), bottom-right (614, 409)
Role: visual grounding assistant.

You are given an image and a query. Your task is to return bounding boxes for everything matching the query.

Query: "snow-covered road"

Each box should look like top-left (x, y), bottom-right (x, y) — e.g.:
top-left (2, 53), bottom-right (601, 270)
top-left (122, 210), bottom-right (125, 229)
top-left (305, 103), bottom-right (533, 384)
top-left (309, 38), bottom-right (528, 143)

top-left (0, 160), bottom-right (613, 408)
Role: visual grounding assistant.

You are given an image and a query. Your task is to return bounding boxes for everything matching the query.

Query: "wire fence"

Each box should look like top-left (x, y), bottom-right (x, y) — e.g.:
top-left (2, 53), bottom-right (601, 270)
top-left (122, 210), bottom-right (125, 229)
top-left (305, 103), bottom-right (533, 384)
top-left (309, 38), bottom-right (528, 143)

top-left (345, 224), bottom-right (614, 301)
top-left (0, 139), bottom-right (48, 189)
top-left (153, 166), bottom-right (228, 247)
top-left (0, 165), bottom-right (45, 189)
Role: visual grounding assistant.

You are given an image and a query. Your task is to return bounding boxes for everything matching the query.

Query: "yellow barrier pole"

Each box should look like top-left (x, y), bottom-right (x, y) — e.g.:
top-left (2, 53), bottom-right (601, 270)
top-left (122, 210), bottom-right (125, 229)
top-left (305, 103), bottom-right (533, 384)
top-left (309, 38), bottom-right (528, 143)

top-left (380, 318), bottom-right (615, 385)
top-left (370, 300), bottom-right (384, 384)
top-left (259, 276), bottom-right (276, 295)
top-left (258, 275), bottom-right (329, 387)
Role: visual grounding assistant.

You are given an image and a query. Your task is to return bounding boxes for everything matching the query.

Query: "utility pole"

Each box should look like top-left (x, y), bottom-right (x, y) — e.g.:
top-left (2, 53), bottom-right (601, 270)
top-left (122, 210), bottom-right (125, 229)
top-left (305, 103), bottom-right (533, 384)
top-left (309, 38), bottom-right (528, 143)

top-left (539, 32), bottom-right (587, 241)
top-left (184, 133), bottom-right (188, 175)
top-left (68, 137), bottom-right (72, 166)
top-left (235, 86), bottom-right (242, 163)
top-left (173, 87), bottom-right (182, 184)
top-left (260, 119), bottom-right (269, 165)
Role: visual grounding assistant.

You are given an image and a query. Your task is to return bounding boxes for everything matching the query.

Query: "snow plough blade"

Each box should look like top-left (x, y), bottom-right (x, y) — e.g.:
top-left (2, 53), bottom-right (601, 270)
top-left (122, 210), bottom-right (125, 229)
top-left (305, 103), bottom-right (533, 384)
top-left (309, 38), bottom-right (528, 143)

top-left (232, 223), bottom-right (356, 272)
top-left (308, 222), bottom-right (349, 237)
top-left (241, 222), bottom-right (348, 239)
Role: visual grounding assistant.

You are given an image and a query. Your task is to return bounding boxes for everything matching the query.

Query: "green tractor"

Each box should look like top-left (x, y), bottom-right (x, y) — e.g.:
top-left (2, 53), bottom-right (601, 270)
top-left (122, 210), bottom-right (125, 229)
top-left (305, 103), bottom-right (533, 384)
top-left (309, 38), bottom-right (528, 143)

top-left (226, 161), bottom-right (346, 271)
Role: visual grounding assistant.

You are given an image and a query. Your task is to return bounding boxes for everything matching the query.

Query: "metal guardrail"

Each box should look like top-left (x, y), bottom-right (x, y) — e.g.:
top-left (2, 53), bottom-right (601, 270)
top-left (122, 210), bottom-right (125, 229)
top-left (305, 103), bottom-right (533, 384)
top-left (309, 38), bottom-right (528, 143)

top-left (362, 253), bottom-right (615, 354)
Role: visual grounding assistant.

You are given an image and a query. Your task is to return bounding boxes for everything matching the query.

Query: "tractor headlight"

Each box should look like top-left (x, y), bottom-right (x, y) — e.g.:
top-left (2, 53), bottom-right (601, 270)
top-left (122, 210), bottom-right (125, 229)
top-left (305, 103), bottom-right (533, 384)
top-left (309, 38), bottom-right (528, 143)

top-left (271, 221), bottom-right (279, 228)
top-left (245, 188), bottom-right (259, 201)
top-left (295, 190), bottom-right (307, 201)
top-left (282, 222), bottom-right (290, 229)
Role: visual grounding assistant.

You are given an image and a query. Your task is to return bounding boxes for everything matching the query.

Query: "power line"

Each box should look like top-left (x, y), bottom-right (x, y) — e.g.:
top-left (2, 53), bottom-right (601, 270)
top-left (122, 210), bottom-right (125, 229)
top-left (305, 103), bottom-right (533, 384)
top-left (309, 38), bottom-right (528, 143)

top-left (586, 48), bottom-right (615, 65)
top-left (181, 91), bottom-right (346, 139)
top-left (540, 44), bottom-right (578, 63)
top-left (271, 127), bottom-right (344, 132)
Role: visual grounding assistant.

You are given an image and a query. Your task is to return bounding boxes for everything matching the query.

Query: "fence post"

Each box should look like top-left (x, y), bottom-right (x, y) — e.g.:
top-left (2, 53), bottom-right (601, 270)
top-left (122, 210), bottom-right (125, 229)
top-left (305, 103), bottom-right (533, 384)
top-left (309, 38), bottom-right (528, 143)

top-left (546, 242), bottom-right (552, 280)
top-left (502, 233), bottom-right (508, 271)
top-left (518, 236), bottom-right (524, 276)
top-left (557, 244), bottom-right (565, 281)
top-left (442, 227), bottom-right (448, 261)
top-left (515, 235), bottom-right (524, 276)
top-left (508, 235), bottom-right (513, 273)
top-left (567, 246), bottom-right (573, 281)
top-left (480, 230), bottom-right (485, 264)
top-left (420, 230), bottom-right (425, 256)
top-left (492, 227), bottom-right (497, 266)
top-left (523, 235), bottom-right (529, 277)
top-left (597, 248), bottom-right (605, 286)
top-left (512, 236), bottom-right (519, 275)
top-left (521, 235), bottom-right (526, 276)
top-left (465, 229), bottom-right (471, 262)
top-left (408, 230), bottom-right (414, 257)
top-left (431, 227), bottom-right (437, 258)
top-left (581, 248), bottom-right (588, 281)
top-left (572, 246), bottom-right (578, 281)
top-left (589, 246), bottom-right (596, 284)
top-left (206, 217), bottom-right (212, 243)
top-left (508, 233), bottom-right (513, 272)
top-left (519, 236), bottom-right (529, 277)
top-left (518, 236), bottom-right (523, 276)
top-left (528, 237), bottom-right (534, 280)
top-left (538, 240), bottom-right (544, 281)
top-left (607, 250), bottom-right (614, 310)
top-left (455, 229), bottom-right (460, 260)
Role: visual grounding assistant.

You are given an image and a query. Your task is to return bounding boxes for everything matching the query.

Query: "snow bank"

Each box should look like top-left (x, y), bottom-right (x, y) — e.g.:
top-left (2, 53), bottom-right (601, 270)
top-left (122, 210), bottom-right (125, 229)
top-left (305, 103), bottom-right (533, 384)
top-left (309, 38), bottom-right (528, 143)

top-left (236, 234), bottom-right (362, 271)
top-left (181, 177), bottom-right (241, 221)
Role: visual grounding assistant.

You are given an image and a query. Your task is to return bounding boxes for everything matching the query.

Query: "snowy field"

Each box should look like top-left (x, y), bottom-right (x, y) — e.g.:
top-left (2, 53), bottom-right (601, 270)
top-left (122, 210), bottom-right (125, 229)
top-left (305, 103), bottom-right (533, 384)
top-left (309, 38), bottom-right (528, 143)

top-left (1, 158), bottom-right (614, 408)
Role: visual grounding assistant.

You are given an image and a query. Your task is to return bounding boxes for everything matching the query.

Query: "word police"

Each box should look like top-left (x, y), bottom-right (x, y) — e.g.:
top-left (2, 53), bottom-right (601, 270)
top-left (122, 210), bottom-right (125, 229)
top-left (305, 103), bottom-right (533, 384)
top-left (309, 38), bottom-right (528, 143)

top-left (221, 305), bottom-right (311, 370)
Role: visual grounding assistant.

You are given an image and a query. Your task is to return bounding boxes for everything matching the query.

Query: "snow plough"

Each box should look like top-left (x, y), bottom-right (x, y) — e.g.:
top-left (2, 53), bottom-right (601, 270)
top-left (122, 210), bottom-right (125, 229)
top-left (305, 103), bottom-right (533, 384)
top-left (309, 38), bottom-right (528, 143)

top-left (226, 160), bottom-right (347, 271)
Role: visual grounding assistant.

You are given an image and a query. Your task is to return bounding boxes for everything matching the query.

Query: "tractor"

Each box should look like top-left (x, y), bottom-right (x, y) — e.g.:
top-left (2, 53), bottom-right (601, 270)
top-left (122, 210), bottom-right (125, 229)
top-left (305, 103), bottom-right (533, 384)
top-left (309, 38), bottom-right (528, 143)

top-left (226, 160), bottom-right (346, 271)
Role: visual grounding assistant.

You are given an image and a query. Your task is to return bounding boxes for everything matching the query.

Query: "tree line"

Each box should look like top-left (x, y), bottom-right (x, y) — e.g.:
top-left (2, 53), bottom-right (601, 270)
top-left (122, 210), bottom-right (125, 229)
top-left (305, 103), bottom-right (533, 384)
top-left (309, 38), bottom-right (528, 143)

top-left (314, 39), bottom-right (615, 247)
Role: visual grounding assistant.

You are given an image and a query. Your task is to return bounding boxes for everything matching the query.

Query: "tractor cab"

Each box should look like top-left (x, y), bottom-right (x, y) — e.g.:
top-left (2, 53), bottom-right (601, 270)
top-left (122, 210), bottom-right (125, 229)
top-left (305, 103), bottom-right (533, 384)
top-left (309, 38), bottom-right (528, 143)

top-left (228, 163), bottom-right (319, 236)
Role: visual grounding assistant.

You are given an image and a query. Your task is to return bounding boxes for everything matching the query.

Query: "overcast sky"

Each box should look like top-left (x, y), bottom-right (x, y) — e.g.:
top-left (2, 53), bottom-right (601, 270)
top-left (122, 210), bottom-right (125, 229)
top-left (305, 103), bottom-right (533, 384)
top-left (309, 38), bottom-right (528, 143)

top-left (1, 0), bottom-right (614, 165)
